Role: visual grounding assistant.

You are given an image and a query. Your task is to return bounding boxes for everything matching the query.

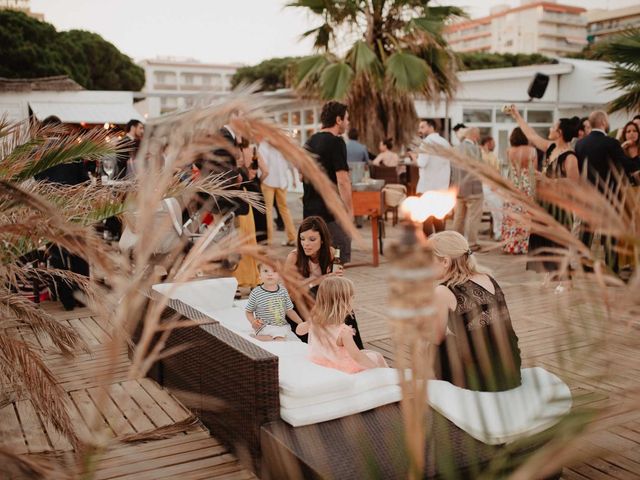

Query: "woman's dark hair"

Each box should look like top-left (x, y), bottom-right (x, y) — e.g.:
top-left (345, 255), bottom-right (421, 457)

top-left (579, 117), bottom-right (589, 133)
top-left (509, 127), bottom-right (529, 147)
top-left (295, 216), bottom-right (332, 278)
top-left (347, 127), bottom-right (359, 140)
top-left (320, 101), bottom-right (348, 128)
top-left (622, 121), bottom-right (640, 146)
top-left (381, 137), bottom-right (393, 150)
top-left (558, 116), bottom-right (580, 143)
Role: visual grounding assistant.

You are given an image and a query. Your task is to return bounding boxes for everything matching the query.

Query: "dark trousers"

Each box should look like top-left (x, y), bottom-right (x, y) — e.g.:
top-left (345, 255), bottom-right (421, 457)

top-left (48, 246), bottom-right (89, 310)
top-left (423, 216), bottom-right (445, 237)
top-left (582, 231), bottom-right (619, 274)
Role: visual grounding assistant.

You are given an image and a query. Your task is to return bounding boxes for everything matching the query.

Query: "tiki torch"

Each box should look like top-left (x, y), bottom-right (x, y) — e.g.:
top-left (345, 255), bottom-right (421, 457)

top-left (388, 189), bottom-right (456, 479)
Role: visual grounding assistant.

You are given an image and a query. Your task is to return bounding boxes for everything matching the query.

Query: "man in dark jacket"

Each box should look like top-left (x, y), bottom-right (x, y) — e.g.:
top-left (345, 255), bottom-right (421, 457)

top-left (575, 111), bottom-right (639, 189)
top-left (574, 111), bottom-right (639, 273)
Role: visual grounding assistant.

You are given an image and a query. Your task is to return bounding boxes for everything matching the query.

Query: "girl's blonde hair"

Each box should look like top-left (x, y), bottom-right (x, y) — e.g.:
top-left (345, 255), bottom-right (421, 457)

top-left (426, 231), bottom-right (487, 287)
top-left (312, 276), bottom-right (355, 326)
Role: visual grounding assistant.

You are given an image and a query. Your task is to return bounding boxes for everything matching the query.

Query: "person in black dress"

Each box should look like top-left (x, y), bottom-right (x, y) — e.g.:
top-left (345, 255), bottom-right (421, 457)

top-left (429, 231), bottom-right (522, 392)
top-left (508, 106), bottom-right (581, 279)
top-left (284, 216), bottom-right (364, 348)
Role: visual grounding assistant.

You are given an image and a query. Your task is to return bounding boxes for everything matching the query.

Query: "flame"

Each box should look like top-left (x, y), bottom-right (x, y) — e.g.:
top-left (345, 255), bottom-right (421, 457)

top-left (400, 189), bottom-right (457, 223)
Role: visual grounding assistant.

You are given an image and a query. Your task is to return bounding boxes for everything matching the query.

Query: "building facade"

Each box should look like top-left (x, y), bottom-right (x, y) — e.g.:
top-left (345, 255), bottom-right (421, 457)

top-left (139, 57), bottom-right (240, 114)
top-left (264, 59), bottom-right (629, 175)
top-left (444, 1), bottom-right (587, 56)
top-left (587, 5), bottom-right (640, 44)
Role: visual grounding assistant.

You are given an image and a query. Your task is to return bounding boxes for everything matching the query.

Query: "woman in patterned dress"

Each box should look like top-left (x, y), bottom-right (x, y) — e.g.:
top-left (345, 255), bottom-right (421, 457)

top-left (502, 127), bottom-right (537, 254)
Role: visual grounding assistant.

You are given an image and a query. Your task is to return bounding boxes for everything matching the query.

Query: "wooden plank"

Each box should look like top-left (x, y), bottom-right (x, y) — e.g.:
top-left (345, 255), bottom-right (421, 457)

top-left (97, 431), bottom-right (212, 460)
top-left (82, 316), bottom-right (111, 343)
top-left (96, 438), bottom-right (225, 470)
top-left (41, 417), bottom-right (73, 451)
top-left (68, 317), bottom-right (101, 346)
top-left (138, 378), bottom-right (190, 422)
top-left (111, 453), bottom-right (240, 480)
top-left (70, 389), bottom-right (115, 438)
top-left (107, 383), bottom-right (155, 433)
top-left (93, 444), bottom-right (227, 479)
top-left (15, 400), bottom-right (50, 453)
top-left (87, 386), bottom-right (136, 436)
top-left (120, 380), bottom-right (173, 428)
top-left (0, 404), bottom-right (28, 454)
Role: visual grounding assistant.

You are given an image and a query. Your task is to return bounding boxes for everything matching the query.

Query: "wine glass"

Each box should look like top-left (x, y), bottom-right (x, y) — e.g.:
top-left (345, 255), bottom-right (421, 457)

top-left (102, 157), bottom-right (116, 179)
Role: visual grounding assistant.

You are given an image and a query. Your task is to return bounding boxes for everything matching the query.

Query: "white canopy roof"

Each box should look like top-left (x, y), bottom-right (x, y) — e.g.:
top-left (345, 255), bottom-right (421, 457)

top-left (29, 100), bottom-right (143, 124)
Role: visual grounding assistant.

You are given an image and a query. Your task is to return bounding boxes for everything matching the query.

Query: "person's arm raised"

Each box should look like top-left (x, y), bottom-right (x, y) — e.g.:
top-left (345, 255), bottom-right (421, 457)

top-left (510, 105), bottom-right (552, 153)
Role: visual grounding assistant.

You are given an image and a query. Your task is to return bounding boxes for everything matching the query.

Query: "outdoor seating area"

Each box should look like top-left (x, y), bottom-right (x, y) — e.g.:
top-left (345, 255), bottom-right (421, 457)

top-left (143, 275), bottom-right (573, 478)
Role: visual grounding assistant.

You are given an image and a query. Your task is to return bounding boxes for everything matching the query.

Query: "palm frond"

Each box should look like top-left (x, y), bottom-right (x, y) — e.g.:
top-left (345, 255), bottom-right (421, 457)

top-left (0, 333), bottom-right (79, 448)
top-left (386, 51), bottom-right (430, 91)
top-left (0, 287), bottom-right (87, 355)
top-left (319, 62), bottom-right (354, 99)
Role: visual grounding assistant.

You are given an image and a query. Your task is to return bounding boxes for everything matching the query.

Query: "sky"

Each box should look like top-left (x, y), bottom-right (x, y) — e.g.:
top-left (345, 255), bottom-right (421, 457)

top-left (30, 0), bottom-right (639, 66)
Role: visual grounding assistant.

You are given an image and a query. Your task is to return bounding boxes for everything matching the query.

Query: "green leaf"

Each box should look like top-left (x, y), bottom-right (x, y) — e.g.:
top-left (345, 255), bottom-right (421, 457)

top-left (412, 17), bottom-right (444, 37)
top-left (320, 62), bottom-right (354, 100)
top-left (286, 0), bottom-right (327, 15)
top-left (386, 51), bottom-right (430, 92)
top-left (13, 138), bottom-right (114, 182)
top-left (346, 41), bottom-right (382, 75)
top-left (294, 54), bottom-right (330, 86)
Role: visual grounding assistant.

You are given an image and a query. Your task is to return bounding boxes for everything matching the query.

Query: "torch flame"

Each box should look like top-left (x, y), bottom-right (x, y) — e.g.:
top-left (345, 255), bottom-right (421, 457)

top-left (400, 189), bottom-right (457, 223)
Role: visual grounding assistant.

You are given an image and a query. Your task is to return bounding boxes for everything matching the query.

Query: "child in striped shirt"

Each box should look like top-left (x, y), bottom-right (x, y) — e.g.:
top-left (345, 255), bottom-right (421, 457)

top-left (245, 263), bottom-right (303, 341)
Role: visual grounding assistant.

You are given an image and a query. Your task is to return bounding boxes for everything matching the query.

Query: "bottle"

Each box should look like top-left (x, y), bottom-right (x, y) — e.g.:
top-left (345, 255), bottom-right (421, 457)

top-left (332, 248), bottom-right (343, 273)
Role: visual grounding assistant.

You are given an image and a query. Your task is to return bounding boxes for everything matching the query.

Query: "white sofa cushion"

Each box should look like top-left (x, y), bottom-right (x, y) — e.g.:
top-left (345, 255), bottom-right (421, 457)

top-left (279, 357), bottom-right (400, 401)
top-left (427, 367), bottom-right (572, 445)
top-left (152, 277), bottom-right (237, 314)
top-left (280, 385), bottom-right (402, 427)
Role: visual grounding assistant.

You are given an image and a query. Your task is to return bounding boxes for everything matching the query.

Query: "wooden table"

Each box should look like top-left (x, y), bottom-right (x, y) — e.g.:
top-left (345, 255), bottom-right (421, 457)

top-left (352, 190), bottom-right (383, 267)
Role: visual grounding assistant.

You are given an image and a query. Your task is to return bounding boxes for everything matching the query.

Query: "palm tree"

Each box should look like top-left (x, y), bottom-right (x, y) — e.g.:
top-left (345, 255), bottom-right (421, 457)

top-left (288, 0), bottom-right (464, 149)
top-left (596, 29), bottom-right (640, 113)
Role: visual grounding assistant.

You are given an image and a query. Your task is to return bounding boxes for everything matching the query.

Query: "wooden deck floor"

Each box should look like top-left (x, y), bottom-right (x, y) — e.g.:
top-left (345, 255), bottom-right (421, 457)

top-left (0, 304), bottom-right (256, 480)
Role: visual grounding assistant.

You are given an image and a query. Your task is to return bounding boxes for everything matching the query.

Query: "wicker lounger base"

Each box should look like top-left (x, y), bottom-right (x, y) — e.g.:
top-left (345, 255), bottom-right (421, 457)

top-left (260, 403), bottom-right (563, 479)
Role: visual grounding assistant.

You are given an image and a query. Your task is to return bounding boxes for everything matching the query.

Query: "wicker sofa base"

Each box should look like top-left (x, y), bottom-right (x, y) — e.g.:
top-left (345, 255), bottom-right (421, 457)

top-left (260, 404), bottom-right (563, 479)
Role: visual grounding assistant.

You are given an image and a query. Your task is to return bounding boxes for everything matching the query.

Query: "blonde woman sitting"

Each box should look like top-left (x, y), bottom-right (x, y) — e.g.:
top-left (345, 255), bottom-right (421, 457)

top-left (427, 231), bottom-right (522, 392)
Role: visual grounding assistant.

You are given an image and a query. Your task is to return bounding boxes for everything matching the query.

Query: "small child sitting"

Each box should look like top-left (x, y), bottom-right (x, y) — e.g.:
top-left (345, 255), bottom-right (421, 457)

top-left (245, 262), bottom-right (303, 341)
top-left (296, 276), bottom-right (387, 373)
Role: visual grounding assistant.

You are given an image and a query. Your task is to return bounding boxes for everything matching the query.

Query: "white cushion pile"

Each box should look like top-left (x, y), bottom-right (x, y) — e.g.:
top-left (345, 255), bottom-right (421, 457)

top-left (152, 278), bottom-right (571, 443)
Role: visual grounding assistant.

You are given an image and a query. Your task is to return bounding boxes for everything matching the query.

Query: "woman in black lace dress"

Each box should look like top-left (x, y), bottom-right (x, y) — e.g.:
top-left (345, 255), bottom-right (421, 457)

top-left (508, 107), bottom-right (581, 277)
top-left (428, 231), bottom-right (522, 392)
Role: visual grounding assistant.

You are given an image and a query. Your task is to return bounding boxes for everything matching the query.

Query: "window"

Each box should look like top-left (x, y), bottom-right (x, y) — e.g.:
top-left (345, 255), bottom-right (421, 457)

top-left (496, 110), bottom-right (515, 124)
top-left (291, 111), bottom-right (301, 126)
top-left (527, 110), bottom-right (553, 123)
top-left (463, 109), bottom-right (492, 123)
top-left (279, 112), bottom-right (289, 124)
top-left (304, 109), bottom-right (315, 125)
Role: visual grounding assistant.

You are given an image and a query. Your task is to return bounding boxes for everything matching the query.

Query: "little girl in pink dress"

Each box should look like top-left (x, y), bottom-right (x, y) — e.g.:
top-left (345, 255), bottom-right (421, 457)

top-left (296, 277), bottom-right (388, 373)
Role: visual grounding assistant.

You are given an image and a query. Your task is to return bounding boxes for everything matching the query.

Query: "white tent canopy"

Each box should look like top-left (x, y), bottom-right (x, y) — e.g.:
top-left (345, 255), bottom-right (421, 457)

top-left (29, 100), bottom-right (142, 124)
top-left (1, 90), bottom-right (143, 125)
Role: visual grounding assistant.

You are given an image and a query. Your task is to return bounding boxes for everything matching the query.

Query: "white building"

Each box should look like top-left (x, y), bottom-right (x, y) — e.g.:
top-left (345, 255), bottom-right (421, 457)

top-left (0, 76), bottom-right (143, 125)
top-left (587, 5), bottom-right (640, 44)
top-left (139, 57), bottom-right (240, 115)
top-left (265, 58), bottom-right (629, 171)
top-left (444, 1), bottom-right (587, 56)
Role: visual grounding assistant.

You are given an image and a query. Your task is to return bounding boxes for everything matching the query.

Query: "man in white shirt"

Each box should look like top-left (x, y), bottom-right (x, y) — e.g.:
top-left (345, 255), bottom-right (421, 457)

top-left (417, 118), bottom-right (451, 234)
top-left (258, 140), bottom-right (297, 246)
